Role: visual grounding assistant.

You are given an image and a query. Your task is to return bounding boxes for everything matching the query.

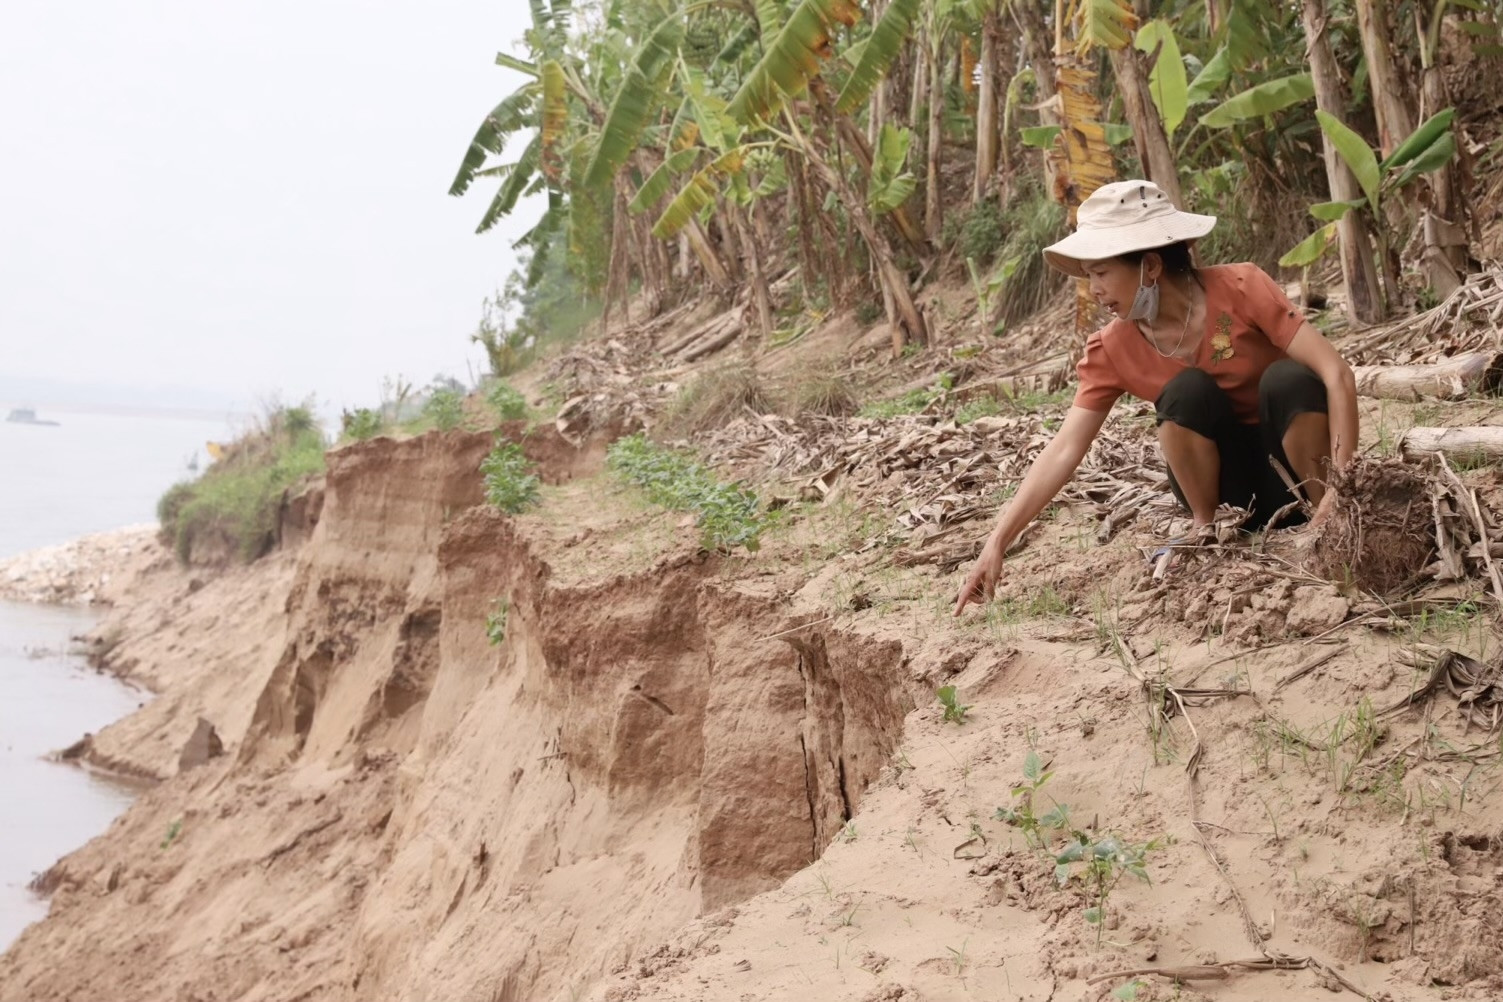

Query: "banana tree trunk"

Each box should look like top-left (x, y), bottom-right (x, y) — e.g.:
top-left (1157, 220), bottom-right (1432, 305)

top-left (732, 204), bottom-right (773, 340)
top-left (832, 111), bottom-right (929, 255)
top-left (1011, 0), bottom-right (1057, 120)
top-left (925, 40), bottom-right (945, 241)
top-left (794, 110), bottom-right (928, 352)
top-left (1105, 44), bottom-right (1183, 208)
top-left (974, 8), bottom-right (1001, 203)
top-left (684, 217), bottom-right (733, 292)
top-left (1302, 0), bottom-right (1385, 323)
top-left (1356, 0), bottom-right (1415, 157)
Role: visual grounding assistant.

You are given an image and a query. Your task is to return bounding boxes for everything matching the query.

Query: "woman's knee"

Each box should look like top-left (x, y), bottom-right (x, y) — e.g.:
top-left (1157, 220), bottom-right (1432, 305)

top-left (1259, 359), bottom-right (1326, 432)
top-left (1157, 368), bottom-right (1232, 436)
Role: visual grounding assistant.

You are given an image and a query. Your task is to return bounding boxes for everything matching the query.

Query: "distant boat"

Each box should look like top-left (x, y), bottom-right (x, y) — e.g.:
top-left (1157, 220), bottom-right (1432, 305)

top-left (5, 406), bottom-right (60, 426)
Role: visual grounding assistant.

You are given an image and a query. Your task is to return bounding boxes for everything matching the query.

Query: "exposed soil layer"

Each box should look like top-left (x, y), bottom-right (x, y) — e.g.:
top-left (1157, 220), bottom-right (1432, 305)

top-left (0, 426), bottom-right (921, 1002)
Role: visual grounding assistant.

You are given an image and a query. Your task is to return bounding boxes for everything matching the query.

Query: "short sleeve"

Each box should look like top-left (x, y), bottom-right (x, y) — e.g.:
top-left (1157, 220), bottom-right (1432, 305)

top-left (1073, 329), bottom-right (1125, 412)
top-left (1237, 264), bottom-right (1305, 350)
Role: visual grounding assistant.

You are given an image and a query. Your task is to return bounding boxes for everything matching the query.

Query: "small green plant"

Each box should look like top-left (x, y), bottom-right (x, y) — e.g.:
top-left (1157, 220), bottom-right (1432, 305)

top-left (792, 373), bottom-right (858, 417)
top-left (946, 937), bottom-right (971, 976)
top-left (485, 598), bottom-right (509, 645)
top-left (424, 388), bottom-right (466, 431)
top-left (954, 395), bottom-right (1002, 424)
top-left (937, 685), bottom-right (971, 724)
top-left (1055, 831), bottom-right (1169, 946)
top-left (480, 439), bottom-right (540, 513)
top-left (854, 300), bottom-right (883, 326)
top-left (606, 433), bottom-right (769, 552)
top-left (486, 381), bottom-right (528, 421)
top-left (342, 407), bottom-right (385, 441)
top-left (161, 818), bottom-right (183, 850)
top-left (1113, 979), bottom-right (1149, 1000)
top-left (995, 750), bottom-right (1071, 850)
top-left (859, 373), bottom-right (954, 419)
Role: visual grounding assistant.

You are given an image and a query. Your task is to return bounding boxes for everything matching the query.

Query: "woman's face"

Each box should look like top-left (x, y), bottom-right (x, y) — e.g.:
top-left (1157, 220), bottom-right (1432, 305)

top-left (1082, 255), bottom-right (1158, 317)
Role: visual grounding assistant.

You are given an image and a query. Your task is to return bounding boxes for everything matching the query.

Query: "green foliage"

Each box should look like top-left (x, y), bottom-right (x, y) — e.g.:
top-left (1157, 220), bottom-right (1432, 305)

top-left (860, 373), bottom-right (953, 418)
top-left (994, 750), bottom-right (1072, 850)
top-left (1133, 19), bottom-right (1187, 135)
top-left (481, 439), bottom-right (541, 514)
top-left (341, 408), bottom-right (385, 442)
top-left (158, 404), bottom-right (327, 564)
top-left (583, 15), bottom-right (685, 188)
top-left (424, 388), bottom-right (466, 431)
top-left (834, 0), bottom-right (922, 114)
top-left (1199, 72), bottom-right (1313, 129)
top-left (1055, 831), bottom-right (1168, 945)
top-left (160, 818), bottom-right (183, 850)
top-left (937, 685), bottom-right (971, 724)
top-left (869, 124), bottom-right (917, 215)
top-left (606, 433), bottom-right (769, 552)
top-left (486, 381), bottom-right (529, 421)
top-left (953, 198), bottom-right (1004, 264)
top-left (726, 0), bottom-right (862, 124)
top-left (485, 598), bottom-right (509, 645)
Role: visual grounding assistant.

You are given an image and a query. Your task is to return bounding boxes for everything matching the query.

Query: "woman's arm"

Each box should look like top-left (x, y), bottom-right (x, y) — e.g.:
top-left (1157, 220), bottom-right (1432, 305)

top-left (954, 405), bottom-right (1111, 615)
top-left (1284, 321), bottom-right (1359, 468)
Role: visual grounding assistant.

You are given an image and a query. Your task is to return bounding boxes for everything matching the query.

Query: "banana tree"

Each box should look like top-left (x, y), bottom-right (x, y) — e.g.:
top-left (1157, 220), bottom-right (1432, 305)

top-left (1280, 108), bottom-right (1460, 302)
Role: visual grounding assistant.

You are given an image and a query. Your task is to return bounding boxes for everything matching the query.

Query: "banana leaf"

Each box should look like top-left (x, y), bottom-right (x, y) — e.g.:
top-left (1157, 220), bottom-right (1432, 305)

top-left (1134, 19), bottom-right (1187, 136)
top-left (1185, 46), bottom-right (1230, 104)
top-left (1076, 0), bottom-right (1137, 54)
top-left (1381, 107), bottom-right (1454, 171)
top-left (583, 15), bottom-right (685, 188)
top-left (540, 60), bottom-right (569, 182)
top-left (1279, 221), bottom-right (1338, 269)
top-left (1198, 72), bottom-right (1313, 129)
top-left (449, 84), bottom-right (538, 197)
top-left (1315, 110), bottom-right (1379, 209)
top-left (834, 0), bottom-right (923, 114)
top-left (727, 0), bottom-right (862, 124)
top-left (629, 148), bottom-right (702, 214)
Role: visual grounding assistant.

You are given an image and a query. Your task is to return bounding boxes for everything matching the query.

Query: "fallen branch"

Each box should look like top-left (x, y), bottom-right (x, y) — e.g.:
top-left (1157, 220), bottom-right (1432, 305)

top-left (1400, 427), bottom-right (1503, 463)
top-left (1352, 351), bottom-right (1503, 401)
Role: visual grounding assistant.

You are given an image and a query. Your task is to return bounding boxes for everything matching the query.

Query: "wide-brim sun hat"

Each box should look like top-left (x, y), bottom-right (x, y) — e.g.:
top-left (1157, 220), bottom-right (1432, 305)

top-left (1042, 180), bottom-right (1217, 278)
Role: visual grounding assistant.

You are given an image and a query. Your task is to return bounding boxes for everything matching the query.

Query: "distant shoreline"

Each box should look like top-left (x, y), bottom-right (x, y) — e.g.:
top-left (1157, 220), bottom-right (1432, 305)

top-left (3, 402), bottom-right (247, 423)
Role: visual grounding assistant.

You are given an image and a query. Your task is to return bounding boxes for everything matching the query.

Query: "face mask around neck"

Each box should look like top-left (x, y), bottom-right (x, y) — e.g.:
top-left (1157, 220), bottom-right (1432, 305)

top-left (1127, 259), bottom-right (1159, 323)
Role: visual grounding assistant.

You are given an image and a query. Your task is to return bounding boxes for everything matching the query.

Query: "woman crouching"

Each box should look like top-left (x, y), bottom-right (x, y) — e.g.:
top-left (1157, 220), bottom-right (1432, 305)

top-left (955, 180), bottom-right (1357, 615)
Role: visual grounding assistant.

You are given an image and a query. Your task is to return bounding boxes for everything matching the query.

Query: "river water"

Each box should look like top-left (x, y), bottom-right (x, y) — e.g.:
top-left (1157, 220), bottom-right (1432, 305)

top-left (0, 405), bottom-right (234, 949)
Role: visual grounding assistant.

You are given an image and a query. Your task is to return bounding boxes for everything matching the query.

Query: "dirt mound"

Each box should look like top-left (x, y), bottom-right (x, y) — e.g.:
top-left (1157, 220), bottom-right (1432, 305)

top-left (1307, 458), bottom-right (1434, 594)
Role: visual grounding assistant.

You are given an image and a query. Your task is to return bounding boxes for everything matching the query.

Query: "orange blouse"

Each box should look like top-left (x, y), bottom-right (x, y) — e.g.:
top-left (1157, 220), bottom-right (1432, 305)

top-left (1072, 263), bottom-right (1306, 424)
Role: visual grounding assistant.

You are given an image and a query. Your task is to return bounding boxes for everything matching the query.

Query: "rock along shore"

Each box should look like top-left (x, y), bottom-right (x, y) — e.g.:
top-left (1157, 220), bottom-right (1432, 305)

top-left (0, 527), bottom-right (162, 607)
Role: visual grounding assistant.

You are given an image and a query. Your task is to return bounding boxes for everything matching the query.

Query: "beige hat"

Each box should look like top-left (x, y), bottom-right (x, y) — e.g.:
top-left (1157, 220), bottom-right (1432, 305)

top-left (1042, 180), bottom-right (1217, 278)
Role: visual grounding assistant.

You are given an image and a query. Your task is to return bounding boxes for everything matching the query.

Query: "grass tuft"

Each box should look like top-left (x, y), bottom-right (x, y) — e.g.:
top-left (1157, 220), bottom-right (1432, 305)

top-left (157, 403), bottom-right (326, 563)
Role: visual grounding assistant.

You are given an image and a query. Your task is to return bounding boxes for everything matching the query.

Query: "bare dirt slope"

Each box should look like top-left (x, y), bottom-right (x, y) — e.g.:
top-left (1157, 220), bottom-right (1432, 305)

top-left (5, 289), bottom-right (1503, 1002)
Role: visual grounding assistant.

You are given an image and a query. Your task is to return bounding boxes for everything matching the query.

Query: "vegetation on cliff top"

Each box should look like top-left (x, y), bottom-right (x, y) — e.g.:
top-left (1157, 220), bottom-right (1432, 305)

top-left (157, 404), bottom-right (326, 564)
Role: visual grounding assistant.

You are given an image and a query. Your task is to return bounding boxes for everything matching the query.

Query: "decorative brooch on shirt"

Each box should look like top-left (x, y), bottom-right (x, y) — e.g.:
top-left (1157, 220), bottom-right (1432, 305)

top-left (1210, 313), bottom-right (1234, 364)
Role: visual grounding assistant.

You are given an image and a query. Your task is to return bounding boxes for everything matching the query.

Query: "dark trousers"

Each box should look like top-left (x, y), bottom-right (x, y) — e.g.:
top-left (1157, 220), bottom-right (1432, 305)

top-left (1155, 360), bottom-right (1328, 529)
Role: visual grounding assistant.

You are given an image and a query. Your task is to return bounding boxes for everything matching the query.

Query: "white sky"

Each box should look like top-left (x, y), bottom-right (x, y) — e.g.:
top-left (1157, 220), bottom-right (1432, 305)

top-left (1, 0), bottom-right (542, 414)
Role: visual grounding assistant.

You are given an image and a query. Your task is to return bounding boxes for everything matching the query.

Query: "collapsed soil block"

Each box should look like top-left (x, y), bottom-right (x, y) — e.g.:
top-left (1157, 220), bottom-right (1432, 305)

top-left (1305, 458), bottom-right (1434, 594)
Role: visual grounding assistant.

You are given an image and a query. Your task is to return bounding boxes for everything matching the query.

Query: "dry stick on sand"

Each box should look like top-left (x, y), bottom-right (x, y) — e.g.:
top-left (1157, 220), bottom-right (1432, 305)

top-left (1115, 637), bottom-right (1376, 1000)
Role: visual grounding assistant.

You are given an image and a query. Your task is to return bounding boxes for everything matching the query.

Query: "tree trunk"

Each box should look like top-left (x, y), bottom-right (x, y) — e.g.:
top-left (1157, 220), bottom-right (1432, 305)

top-left (730, 204), bottom-right (772, 338)
top-left (1401, 426), bottom-right (1503, 463)
top-left (832, 110), bottom-right (928, 254)
top-left (1011, 0), bottom-right (1057, 120)
top-left (974, 9), bottom-right (1001, 203)
top-left (795, 109), bottom-right (928, 352)
top-left (1105, 44), bottom-right (1183, 207)
top-left (1356, 0), bottom-right (1415, 158)
top-left (1302, 0), bottom-right (1385, 323)
top-left (684, 218), bottom-right (733, 292)
top-left (925, 38), bottom-right (945, 241)
top-left (1354, 352), bottom-right (1503, 401)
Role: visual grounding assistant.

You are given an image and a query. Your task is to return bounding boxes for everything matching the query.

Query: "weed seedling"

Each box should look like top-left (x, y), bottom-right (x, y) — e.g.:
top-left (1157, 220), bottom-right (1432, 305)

top-left (161, 818), bottom-right (183, 850)
top-left (1055, 831), bottom-right (1169, 946)
top-left (485, 598), bottom-right (509, 646)
top-left (937, 685), bottom-right (972, 724)
top-left (995, 750), bottom-right (1071, 850)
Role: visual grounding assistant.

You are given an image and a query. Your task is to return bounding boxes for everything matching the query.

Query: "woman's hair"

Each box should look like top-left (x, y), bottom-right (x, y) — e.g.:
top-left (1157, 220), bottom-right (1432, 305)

top-left (1118, 241), bottom-right (1195, 276)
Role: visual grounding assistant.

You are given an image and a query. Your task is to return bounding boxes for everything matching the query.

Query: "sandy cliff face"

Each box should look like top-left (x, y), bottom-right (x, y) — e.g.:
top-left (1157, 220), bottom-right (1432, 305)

top-left (0, 426), bottom-right (916, 1002)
